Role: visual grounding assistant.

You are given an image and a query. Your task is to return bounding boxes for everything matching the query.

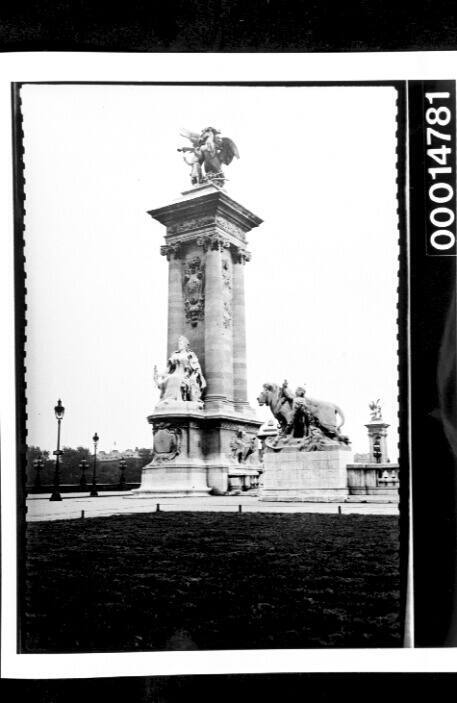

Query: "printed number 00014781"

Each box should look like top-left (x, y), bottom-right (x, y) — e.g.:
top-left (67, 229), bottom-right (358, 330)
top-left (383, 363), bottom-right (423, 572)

top-left (425, 91), bottom-right (456, 252)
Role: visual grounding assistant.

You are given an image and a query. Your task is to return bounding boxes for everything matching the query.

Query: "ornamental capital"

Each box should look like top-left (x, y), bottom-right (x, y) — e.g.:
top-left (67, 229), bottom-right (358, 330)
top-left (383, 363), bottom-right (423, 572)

top-left (196, 234), bottom-right (230, 252)
top-left (160, 242), bottom-right (183, 260)
top-left (233, 245), bottom-right (252, 264)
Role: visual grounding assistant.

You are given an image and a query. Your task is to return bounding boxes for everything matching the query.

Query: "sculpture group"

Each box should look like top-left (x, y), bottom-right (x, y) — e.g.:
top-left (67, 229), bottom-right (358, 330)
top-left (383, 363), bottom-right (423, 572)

top-left (369, 398), bottom-right (382, 421)
top-left (257, 381), bottom-right (350, 451)
top-left (137, 126), bottom-right (359, 501)
top-left (178, 126), bottom-right (240, 187)
top-left (153, 340), bottom-right (351, 452)
top-left (154, 335), bottom-right (206, 408)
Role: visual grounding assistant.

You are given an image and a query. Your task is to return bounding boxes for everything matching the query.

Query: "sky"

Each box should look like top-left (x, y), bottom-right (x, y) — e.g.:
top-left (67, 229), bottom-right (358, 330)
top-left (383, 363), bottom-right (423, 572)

top-left (21, 83), bottom-right (399, 459)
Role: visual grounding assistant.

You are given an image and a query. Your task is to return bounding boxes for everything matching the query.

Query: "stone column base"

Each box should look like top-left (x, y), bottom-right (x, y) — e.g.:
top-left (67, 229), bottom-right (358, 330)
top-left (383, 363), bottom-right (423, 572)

top-left (130, 407), bottom-right (262, 498)
top-left (128, 463), bottom-right (210, 498)
top-left (260, 447), bottom-right (352, 503)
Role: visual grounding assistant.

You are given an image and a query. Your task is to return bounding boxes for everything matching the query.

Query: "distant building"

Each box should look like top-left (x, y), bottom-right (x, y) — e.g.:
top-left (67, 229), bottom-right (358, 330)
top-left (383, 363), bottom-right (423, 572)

top-left (97, 449), bottom-right (140, 462)
top-left (353, 452), bottom-right (370, 463)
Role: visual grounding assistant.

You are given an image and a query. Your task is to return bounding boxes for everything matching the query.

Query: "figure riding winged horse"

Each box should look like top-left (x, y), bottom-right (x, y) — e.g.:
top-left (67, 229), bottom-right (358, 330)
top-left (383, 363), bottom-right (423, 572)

top-left (178, 127), bottom-right (240, 186)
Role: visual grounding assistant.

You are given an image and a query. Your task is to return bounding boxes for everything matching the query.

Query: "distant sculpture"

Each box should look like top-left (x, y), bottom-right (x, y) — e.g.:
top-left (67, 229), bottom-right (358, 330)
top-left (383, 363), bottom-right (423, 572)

top-left (154, 335), bottom-right (206, 405)
top-left (257, 381), bottom-right (350, 450)
top-left (369, 399), bottom-right (382, 421)
top-left (178, 127), bottom-right (240, 187)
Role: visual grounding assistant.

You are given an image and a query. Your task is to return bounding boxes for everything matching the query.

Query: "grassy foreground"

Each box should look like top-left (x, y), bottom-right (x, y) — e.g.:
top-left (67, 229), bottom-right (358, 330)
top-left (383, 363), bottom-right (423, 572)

top-left (24, 512), bottom-right (401, 652)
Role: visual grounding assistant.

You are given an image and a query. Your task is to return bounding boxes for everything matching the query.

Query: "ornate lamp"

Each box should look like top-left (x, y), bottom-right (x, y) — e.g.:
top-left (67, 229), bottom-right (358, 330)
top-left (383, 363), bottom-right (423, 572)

top-left (90, 432), bottom-right (99, 497)
top-left (50, 399), bottom-right (65, 501)
top-left (79, 458), bottom-right (89, 490)
top-left (119, 457), bottom-right (127, 491)
top-left (33, 457), bottom-right (44, 491)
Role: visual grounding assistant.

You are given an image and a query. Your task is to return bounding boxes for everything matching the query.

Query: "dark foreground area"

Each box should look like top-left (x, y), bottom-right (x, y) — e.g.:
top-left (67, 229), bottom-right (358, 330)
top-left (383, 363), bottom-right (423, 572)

top-left (24, 512), bottom-right (401, 652)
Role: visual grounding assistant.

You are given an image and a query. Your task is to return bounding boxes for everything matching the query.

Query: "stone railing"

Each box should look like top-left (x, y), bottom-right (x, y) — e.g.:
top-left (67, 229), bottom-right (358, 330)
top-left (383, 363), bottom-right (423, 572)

top-left (346, 463), bottom-right (399, 497)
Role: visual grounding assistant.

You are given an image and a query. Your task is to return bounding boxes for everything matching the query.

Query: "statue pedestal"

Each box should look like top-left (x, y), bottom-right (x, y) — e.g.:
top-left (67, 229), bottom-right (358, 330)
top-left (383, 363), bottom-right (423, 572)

top-left (131, 406), bottom-right (262, 498)
top-left (260, 446), bottom-right (353, 502)
top-left (131, 463), bottom-right (210, 498)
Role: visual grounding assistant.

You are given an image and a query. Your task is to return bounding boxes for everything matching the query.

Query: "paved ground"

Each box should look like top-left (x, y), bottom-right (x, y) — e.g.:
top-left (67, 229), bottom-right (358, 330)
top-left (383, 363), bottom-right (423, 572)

top-left (26, 491), bottom-right (399, 521)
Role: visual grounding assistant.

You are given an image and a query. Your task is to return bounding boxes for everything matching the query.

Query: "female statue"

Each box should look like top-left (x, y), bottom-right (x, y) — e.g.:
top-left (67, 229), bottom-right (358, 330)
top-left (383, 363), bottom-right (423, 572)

top-left (154, 335), bottom-right (206, 403)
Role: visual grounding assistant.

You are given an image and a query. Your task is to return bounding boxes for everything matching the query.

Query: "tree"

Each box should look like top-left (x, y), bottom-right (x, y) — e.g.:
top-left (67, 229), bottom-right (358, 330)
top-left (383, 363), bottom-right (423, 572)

top-left (26, 445), bottom-right (145, 488)
top-left (137, 447), bottom-right (153, 465)
top-left (26, 445), bottom-right (52, 485)
top-left (59, 446), bottom-right (91, 483)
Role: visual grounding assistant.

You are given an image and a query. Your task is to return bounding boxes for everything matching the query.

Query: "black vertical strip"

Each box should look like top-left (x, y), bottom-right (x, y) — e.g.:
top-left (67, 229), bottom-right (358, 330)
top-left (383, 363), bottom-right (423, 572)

top-left (409, 80), bottom-right (457, 646)
top-left (11, 82), bottom-right (27, 653)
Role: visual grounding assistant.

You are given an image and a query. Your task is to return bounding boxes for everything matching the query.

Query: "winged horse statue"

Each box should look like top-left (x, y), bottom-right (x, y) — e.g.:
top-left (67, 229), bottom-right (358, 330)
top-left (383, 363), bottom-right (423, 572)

top-left (178, 126), bottom-right (240, 187)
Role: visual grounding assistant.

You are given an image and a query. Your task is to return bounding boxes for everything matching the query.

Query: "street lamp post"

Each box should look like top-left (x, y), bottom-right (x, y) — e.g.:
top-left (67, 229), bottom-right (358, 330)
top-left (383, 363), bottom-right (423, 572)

top-left (119, 457), bottom-right (127, 491)
top-left (50, 399), bottom-right (65, 501)
top-left (79, 458), bottom-right (89, 490)
top-left (90, 432), bottom-right (99, 497)
top-left (33, 457), bottom-right (44, 491)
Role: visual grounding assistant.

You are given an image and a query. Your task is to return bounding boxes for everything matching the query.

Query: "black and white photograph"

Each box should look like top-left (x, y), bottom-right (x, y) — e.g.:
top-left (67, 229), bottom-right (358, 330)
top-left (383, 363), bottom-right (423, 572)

top-left (2, 53), bottom-right (457, 680)
top-left (17, 81), bottom-right (401, 654)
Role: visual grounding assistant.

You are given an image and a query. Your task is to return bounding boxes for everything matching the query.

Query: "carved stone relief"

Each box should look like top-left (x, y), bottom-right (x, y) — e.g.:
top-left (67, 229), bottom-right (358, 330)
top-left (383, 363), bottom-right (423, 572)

top-left (183, 256), bottom-right (205, 326)
top-left (223, 301), bottom-right (232, 329)
top-left (222, 256), bottom-right (232, 329)
top-left (222, 257), bottom-right (232, 290)
top-left (152, 424), bottom-right (182, 463)
top-left (196, 234), bottom-right (230, 252)
top-left (167, 216), bottom-right (214, 237)
top-left (215, 216), bottom-right (246, 241)
top-left (230, 430), bottom-right (257, 464)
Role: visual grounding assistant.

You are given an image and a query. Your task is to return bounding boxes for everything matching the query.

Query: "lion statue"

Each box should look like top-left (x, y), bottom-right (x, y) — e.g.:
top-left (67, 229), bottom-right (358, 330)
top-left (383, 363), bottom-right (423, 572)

top-left (257, 381), bottom-right (349, 446)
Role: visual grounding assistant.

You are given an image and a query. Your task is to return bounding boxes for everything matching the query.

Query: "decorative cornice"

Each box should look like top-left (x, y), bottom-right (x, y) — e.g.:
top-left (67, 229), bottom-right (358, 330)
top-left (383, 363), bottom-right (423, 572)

top-left (148, 189), bottom-right (263, 236)
top-left (215, 215), bottom-right (246, 242)
top-left (167, 215), bottom-right (214, 237)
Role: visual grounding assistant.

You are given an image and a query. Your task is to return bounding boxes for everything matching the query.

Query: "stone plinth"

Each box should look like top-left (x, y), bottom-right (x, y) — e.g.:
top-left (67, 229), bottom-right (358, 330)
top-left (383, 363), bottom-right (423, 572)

top-left (134, 465), bottom-right (210, 498)
top-left (260, 447), bottom-right (353, 502)
top-left (131, 408), bottom-right (210, 497)
top-left (132, 407), bottom-right (262, 497)
top-left (347, 462), bottom-right (399, 501)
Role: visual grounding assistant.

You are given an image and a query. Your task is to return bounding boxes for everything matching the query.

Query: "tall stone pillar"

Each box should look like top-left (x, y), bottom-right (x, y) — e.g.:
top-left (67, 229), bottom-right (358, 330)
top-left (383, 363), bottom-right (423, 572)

top-left (365, 420), bottom-right (390, 463)
top-left (232, 248), bottom-right (250, 410)
top-left (133, 183), bottom-right (264, 497)
top-left (166, 247), bottom-right (185, 358)
top-left (203, 237), bottom-right (228, 410)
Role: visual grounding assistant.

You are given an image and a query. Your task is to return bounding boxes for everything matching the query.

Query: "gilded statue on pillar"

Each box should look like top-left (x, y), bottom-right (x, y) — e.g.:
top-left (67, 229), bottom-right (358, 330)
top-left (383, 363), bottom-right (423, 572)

top-left (369, 399), bottom-right (382, 421)
top-left (154, 335), bottom-right (206, 408)
top-left (178, 127), bottom-right (240, 187)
